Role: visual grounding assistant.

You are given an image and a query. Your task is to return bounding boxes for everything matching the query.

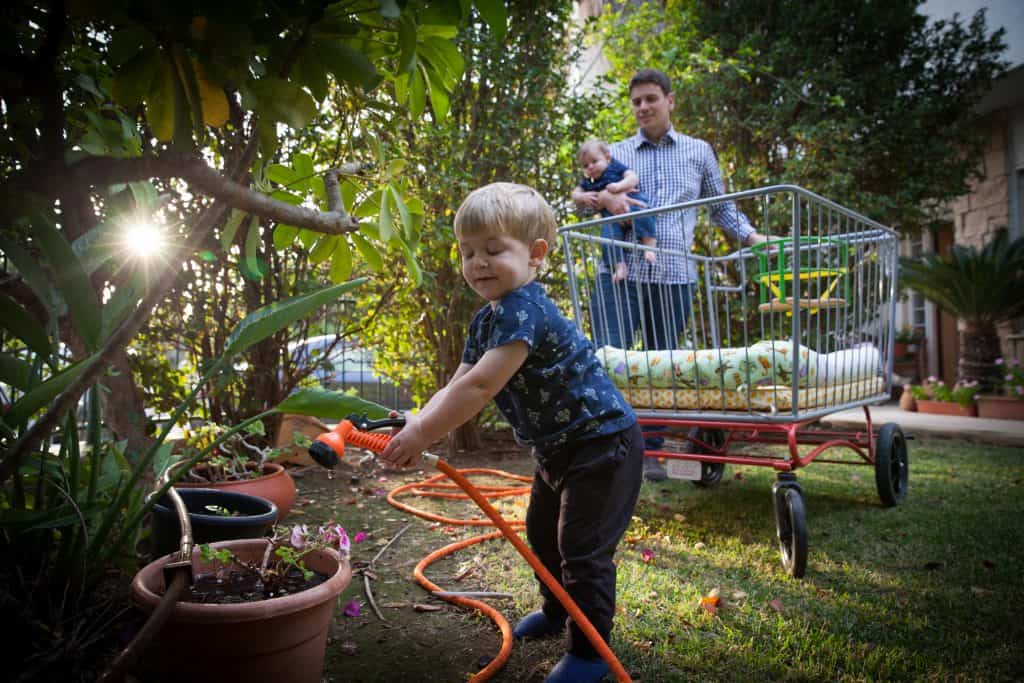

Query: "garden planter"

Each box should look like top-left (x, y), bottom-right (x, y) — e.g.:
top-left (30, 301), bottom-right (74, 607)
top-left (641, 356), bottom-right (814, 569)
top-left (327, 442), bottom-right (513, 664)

top-left (915, 399), bottom-right (977, 417)
top-left (175, 462), bottom-right (297, 520)
top-left (130, 538), bottom-right (351, 683)
top-left (976, 395), bottom-right (1024, 420)
top-left (894, 342), bottom-right (909, 359)
top-left (149, 488), bottom-right (278, 558)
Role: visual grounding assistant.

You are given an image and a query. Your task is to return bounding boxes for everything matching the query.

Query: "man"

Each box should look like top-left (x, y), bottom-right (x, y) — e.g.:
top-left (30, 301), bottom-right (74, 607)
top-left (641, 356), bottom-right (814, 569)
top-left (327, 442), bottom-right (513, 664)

top-left (573, 68), bottom-right (766, 480)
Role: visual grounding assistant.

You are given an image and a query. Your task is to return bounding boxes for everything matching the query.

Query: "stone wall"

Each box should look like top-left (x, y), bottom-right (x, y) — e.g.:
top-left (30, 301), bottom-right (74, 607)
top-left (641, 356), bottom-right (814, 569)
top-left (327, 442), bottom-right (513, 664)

top-left (949, 111), bottom-right (1011, 249)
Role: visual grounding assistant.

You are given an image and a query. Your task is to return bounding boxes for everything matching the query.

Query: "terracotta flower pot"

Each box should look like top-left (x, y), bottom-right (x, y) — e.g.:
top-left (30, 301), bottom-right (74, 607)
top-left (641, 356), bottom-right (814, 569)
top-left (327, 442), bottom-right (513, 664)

top-left (915, 399), bottom-right (977, 417)
top-left (175, 462), bottom-right (297, 520)
top-left (149, 488), bottom-right (278, 558)
top-left (130, 538), bottom-right (351, 683)
top-left (976, 394), bottom-right (1024, 420)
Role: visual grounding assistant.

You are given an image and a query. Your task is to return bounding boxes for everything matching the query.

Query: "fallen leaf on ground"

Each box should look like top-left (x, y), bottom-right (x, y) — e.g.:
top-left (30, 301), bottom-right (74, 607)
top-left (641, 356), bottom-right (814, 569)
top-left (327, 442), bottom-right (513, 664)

top-left (700, 593), bottom-right (720, 615)
top-left (767, 598), bottom-right (784, 613)
top-left (339, 641), bottom-right (358, 655)
top-left (673, 513), bottom-right (686, 522)
top-left (381, 602), bottom-right (408, 609)
top-left (693, 541), bottom-right (706, 550)
top-left (731, 590), bottom-right (748, 601)
top-left (453, 565), bottom-right (475, 581)
top-left (970, 586), bottom-right (993, 597)
top-left (641, 548), bottom-right (655, 563)
top-left (734, 471), bottom-right (744, 480)
top-left (633, 640), bottom-right (653, 650)
top-left (413, 603), bottom-right (444, 612)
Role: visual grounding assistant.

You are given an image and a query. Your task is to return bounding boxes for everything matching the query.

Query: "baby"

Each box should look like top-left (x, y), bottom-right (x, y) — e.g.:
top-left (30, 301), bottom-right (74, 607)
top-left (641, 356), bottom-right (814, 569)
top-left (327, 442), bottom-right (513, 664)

top-left (575, 139), bottom-right (657, 282)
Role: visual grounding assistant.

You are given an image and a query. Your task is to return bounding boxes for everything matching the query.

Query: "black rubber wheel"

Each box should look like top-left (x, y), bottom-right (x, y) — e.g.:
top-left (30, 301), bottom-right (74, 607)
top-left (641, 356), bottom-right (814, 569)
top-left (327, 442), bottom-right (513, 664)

top-left (875, 422), bottom-right (909, 507)
top-left (775, 486), bottom-right (808, 578)
top-left (689, 427), bottom-right (727, 488)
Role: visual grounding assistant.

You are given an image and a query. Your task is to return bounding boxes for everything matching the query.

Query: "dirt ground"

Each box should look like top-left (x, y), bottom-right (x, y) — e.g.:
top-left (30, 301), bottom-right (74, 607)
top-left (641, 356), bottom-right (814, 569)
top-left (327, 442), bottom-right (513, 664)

top-left (285, 431), bottom-right (562, 683)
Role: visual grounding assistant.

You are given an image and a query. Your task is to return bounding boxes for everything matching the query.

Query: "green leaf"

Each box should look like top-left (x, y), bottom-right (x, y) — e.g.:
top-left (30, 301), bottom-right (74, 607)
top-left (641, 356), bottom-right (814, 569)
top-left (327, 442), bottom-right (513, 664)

top-left (394, 71), bottom-right (409, 104)
top-left (273, 224), bottom-right (300, 250)
top-left (317, 41), bottom-right (380, 91)
top-left (35, 216), bottom-right (102, 349)
top-left (224, 279), bottom-right (366, 357)
top-left (423, 63), bottom-right (450, 120)
top-left (5, 355), bottom-right (96, 428)
top-left (292, 153), bottom-right (315, 191)
top-left (418, 25), bottom-right (459, 39)
top-left (386, 159), bottom-right (408, 177)
top-left (397, 14), bottom-right (418, 74)
top-left (270, 189), bottom-right (304, 205)
top-left (389, 185), bottom-right (412, 239)
top-left (145, 57), bottom-right (177, 142)
top-left (241, 215), bottom-right (264, 280)
top-left (409, 68), bottom-right (426, 119)
top-left (419, 37), bottom-right (464, 90)
top-left (248, 76), bottom-right (317, 130)
top-left (378, 188), bottom-right (393, 242)
top-left (221, 209), bottom-right (246, 250)
top-left (396, 236), bottom-right (422, 286)
top-left (0, 352), bottom-right (33, 391)
top-left (329, 238), bottom-right (352, 283)
top-left (310, 235), bottom-right (338, 264)
top-left (351, 232), bottom-right (384, 272)
top-left (266, 163), bottom-right (301, 188)
top-left (341, 178), bottom-right (360, 212)
top-left (113, 48), bottom-right (161, 111)
top-left (0, 237), bottom-right (60, 316)
top-left (276, 387), bottom-right (391, 420)
top-left (108, 25), bottom-right (154, 66)
top-left (99, 276), bottom-right (143, 341)
top-left (475, 0), bottom-right (507, 39)
top-left (72, 219), bottom-right (121, 275)
top-left (298, 229), bottom-right (320, 250)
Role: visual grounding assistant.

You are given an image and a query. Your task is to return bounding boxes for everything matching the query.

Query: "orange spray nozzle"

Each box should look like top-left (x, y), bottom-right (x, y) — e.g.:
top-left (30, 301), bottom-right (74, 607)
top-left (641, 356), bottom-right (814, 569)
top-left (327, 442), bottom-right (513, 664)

top-left (308, 415), bottom-right (403, 469)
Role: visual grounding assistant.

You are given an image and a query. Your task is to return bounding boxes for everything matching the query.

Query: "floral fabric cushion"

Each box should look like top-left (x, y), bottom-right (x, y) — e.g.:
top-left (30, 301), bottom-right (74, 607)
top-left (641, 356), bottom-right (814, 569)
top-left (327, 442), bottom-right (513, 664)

top-left (597, 340), bottom-right (817, 392)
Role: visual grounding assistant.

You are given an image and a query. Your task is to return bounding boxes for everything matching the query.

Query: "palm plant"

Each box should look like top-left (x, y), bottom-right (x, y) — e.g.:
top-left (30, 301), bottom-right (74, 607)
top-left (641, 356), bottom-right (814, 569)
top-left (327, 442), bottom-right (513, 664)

top-left (900, 231), bottom-right (1024, 390)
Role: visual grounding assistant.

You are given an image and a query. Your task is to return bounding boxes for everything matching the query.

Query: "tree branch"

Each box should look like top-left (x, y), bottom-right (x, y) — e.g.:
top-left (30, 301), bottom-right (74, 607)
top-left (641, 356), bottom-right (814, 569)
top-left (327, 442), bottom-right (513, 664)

top-left (39, 154), bottom-right (362, 236)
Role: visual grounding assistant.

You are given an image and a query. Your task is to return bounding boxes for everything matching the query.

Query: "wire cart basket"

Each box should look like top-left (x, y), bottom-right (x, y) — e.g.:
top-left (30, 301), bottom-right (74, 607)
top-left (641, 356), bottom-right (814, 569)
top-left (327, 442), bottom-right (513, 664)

top-left (559, 185), bottom-right (908, 578)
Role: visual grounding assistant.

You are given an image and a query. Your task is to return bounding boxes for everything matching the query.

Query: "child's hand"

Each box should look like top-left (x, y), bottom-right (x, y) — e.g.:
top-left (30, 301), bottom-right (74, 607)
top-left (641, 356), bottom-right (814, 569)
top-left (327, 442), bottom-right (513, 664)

top-left (579, 191), bottom-right (601, 208)
top-left (644, 250), bottom-right (657, 265)
top-left (380, 412), bottom-right (427, 468)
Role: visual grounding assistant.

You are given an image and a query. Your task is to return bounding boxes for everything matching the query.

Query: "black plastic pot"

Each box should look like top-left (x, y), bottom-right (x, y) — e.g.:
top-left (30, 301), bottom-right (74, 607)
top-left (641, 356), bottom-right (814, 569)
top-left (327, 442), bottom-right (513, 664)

top-left (150, 488), bottom-right (278, 558)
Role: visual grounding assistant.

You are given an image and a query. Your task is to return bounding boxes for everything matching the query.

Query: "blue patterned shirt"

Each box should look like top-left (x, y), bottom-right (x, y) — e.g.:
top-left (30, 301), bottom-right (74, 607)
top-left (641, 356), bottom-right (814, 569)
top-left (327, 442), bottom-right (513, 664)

top-left (610, 127), bottom-right (756, 284)
top-left (462, 281), bottom-right (635, 450)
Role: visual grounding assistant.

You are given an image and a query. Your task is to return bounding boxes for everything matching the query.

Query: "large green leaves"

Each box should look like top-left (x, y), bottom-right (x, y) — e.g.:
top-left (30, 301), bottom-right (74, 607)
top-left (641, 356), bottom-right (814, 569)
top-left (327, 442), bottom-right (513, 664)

top-left (0, 294), bottom-right (51, 357)
top-left (34, 216), bottom-right (102, 350)
top-left (223, 278), bottom-right (366, 357)
top-left (276, 387), bottom-right (391, 420)
top-left (3, 355), bottom-right (97, 429)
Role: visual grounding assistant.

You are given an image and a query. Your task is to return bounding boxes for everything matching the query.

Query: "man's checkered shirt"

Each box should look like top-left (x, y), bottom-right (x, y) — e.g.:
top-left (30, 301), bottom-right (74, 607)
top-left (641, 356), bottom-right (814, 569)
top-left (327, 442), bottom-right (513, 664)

top-left (610, 127), bottom-right (755, 285)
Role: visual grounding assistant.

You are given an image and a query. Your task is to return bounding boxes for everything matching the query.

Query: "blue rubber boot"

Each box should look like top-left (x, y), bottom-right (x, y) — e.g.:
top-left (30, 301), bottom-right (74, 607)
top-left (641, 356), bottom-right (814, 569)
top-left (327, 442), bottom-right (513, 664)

top-left (545, 653), bottom-right (610, 682)
top-left (512, 610), bottom-right (565, 640)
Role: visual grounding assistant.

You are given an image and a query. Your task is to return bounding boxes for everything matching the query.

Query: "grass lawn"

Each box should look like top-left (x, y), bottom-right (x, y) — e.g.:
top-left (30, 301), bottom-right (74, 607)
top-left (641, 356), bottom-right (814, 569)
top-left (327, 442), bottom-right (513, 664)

top-left (459, 436), bottom-right (1024, 682)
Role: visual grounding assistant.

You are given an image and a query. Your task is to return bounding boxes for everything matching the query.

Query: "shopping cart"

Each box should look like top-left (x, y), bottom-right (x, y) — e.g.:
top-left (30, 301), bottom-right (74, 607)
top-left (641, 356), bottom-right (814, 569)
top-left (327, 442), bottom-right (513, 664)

top-left (559, 185), bottom-right (908, 578)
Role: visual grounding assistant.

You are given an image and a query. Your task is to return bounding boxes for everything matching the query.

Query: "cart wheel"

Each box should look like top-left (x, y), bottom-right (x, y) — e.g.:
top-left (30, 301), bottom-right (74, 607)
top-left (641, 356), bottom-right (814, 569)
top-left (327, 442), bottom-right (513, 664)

top-left (688, 427), bottom-right (726, 488)
top-left (774, 486), bottom-right (807, 578)
top-left (875, 423), bottom-right (909, 507)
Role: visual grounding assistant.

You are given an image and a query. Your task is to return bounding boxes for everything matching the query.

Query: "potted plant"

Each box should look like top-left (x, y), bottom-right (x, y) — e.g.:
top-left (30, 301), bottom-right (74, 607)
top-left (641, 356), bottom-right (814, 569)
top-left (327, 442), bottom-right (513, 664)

top-left (148, 487), bottom-right (278, 558)
top-left (129, 524), bottom-right (352, 682)
top-left (170, 421), bottom-right (298, 519)
top-left (901, 232), bottom-right (1024, 391)
top-left (976, 358), bottom-right (1024, 420)
top-left (908, 377), bottom-right (981, 417)
top-left (894, 325), bottom-right (919, 359)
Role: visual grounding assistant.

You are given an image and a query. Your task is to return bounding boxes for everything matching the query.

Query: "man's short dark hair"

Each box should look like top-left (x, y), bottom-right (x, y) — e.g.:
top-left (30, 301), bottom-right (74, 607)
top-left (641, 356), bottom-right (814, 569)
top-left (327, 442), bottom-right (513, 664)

top-left (628, 68), bottom-right (671, 96)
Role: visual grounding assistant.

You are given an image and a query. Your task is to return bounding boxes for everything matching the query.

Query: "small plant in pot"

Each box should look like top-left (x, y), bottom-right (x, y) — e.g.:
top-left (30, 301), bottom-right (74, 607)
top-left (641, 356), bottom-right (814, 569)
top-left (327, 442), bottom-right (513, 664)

top-left (976, 358), bottom-right (1024, 420)
top-left (129, 524), bottom-right (353, 682)
top-left (169, 420), bottom-right (298, 519)
top-left (909, 376), bottom-right (981, 417)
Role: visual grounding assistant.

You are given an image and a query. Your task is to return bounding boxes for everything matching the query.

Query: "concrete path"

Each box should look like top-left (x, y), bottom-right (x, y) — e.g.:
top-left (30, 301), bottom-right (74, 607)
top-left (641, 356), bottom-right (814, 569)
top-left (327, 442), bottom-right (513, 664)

top-left (819, 401), bottom-right (1024, 447)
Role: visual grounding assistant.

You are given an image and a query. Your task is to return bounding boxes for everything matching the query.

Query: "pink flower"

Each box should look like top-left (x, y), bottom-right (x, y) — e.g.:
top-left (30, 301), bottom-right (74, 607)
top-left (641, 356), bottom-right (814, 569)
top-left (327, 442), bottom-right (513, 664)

top-left (353, 531), bottom-right (367, 543)
top-left (641, 548), bottom-right (654, 564)
top-left (995, 358), bottom-right (1004, 365)
top-left (321, 524), bottom-right (351, 555)
top-left (290, 524), bottom-right (309, 548)
top-left (343, 599), bottom-right (361, 617)
top-left (1016, 386), bottom-right (1024, 396)
top-left (1006, 374), bottom-right (1014, 382)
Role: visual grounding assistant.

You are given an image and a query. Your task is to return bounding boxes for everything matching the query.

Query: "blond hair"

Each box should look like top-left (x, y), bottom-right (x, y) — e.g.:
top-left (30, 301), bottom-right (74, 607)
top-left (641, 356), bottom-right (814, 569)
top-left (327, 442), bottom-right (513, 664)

top-left (454, 182), bottom-right (557, 247)
top-left (577, 139), bottom-right (610, 164)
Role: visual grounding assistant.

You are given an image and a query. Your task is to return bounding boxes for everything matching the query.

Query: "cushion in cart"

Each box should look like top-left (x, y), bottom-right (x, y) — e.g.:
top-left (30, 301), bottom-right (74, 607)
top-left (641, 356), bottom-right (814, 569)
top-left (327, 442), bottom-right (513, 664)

top-left (596, 341), bottom-right (881, 392)
top-left (617, 376), bottom-right (886, 412)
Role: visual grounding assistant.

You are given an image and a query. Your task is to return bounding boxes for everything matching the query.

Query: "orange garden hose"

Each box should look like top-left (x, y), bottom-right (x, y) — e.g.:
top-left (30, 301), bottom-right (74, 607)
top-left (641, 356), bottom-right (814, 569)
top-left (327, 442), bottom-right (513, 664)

top-left (314, 420), bottom-right (632, 683)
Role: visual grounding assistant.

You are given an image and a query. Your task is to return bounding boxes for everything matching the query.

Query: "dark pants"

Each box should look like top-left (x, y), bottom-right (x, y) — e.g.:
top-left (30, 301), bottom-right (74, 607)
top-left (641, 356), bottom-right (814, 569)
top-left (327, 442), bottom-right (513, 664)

top-left (526, 422), bottom-right (644, 659)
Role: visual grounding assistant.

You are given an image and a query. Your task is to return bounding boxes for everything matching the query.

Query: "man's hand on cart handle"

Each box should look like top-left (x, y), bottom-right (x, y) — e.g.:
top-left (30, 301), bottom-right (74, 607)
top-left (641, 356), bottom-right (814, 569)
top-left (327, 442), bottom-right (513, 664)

top-left (746, 232), bottom-right (768, 247)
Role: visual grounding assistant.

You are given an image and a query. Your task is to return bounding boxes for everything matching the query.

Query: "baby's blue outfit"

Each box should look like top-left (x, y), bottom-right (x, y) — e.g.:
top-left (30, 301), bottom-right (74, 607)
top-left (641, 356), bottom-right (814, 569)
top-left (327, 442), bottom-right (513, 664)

top-left (578, 158), bottom-right (656, 269)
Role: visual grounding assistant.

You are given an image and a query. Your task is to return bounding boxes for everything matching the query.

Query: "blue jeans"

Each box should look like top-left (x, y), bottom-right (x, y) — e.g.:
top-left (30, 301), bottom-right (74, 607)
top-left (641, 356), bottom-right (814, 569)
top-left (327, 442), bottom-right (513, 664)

top-left (589, 276), bottom-right (693, 450)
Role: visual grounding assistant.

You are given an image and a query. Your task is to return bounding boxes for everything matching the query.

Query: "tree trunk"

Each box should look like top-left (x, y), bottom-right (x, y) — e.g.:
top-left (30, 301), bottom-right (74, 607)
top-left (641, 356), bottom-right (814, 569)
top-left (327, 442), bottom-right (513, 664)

top-left (959, 322), bottom-right (1001, 391)
top-left (101, 348), bottom-right (155, 460)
